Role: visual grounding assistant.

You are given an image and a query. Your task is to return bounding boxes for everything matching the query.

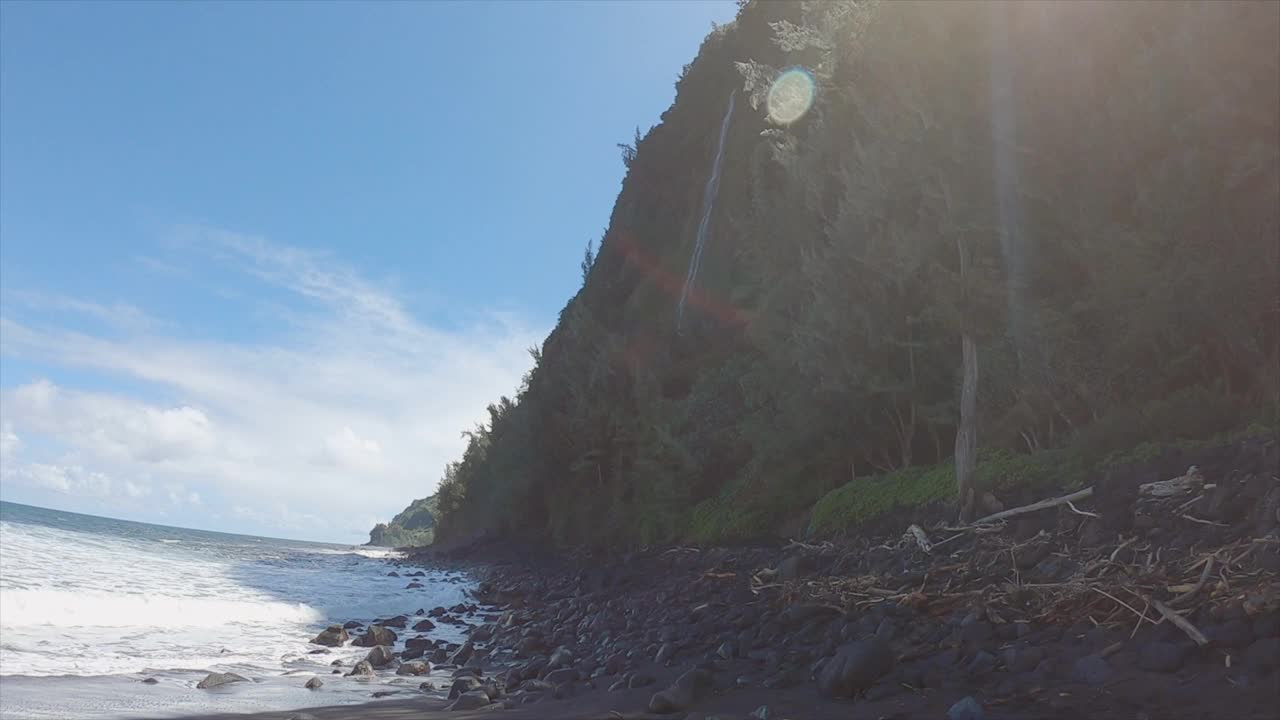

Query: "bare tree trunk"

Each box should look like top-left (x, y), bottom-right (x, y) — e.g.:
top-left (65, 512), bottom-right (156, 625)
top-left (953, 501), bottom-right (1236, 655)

top-left (956, 332), bottom-right (978, 521)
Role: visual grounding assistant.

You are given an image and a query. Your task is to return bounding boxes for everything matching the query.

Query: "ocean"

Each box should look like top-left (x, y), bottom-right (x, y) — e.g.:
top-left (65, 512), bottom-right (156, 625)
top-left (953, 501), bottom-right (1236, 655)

top-left (0, 501), bottom-right (474, 719)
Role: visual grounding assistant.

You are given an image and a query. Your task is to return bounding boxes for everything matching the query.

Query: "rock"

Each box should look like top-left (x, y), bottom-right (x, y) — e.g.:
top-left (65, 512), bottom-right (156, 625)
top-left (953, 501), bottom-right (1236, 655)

top-left (1138, 641), bottom-right (1189, 673)
top-left (346, 660), bottom-right (375, 677)
top-left (413, 618), bottom-right (436, 632)
top-left (397, 660), bottom-right (430, 676)
top-left (419, 681), bottom-right (435, 690)
top-left (448, 675), bottom-right (482, 699)
top-left (1002, 646), bottom-right (1043, 674)
top-left (780, 603), bottom-right (843, 628)
top-left (1212, 619), bottom-right (1252, 649)
top-left (406, 582), bottom-right (424, 589)
top-left (308, 648), bottom-right (330, 655)
top-left (749, 705), bottom-right (773, 720)
top-left (429, 606), bottom-right (447, 618)
top-left (1071, 655), bottom-right (1110, 686)
top-left (655, 642), bottom-right (676, 664)
top-left (286, 715), bottom-right (319, 720)
top-left (1253, 613), bottom-right (1280, 639)
top-left (776, 554), bottom-right (814, 581)
top-left (516, 636), bottom-right (545, 657)
top-left (545, 667), bottom-right (578, 685)
top-left (379, 615), bottom-right (409, 629)
top-left (966, 650), bottom-right (997, 676)
top-left (196, 672), bottom-right (248, 689)
top-left (960, 621), bottom-right (993, 646)
top-left (816, 638), bottom-right (894, 698)
top-left (141, 677), bottom-right (159, 684)
top-left (547, 647), bottom-right (573, 670)
top-left (628, 672), bottom-right (656, 688)
top-left (947, 696), bottom-right (986, 720)
top-left (604, 652), bottom-right (627, 675)
top-left (448, 640), bottom-right (474, 667)
top-left (1244, 637), bottom-right (1280, 671)
top-left (305, 677), bottom-right (323, 690)
top-left (448, 689), bottom-right (493, 711)
top-left (648, 668), bottom-right (712, 714)
top-left (352, 625), bottom-right (397, 648)
top-left (342, 620), bottom-right (362, 629)
top-left (366, 645), bottom-right (395, 668)
top-left (310, 624), bottom-right (349, 647)
top-left (716, 641), bottom-right (735, 660)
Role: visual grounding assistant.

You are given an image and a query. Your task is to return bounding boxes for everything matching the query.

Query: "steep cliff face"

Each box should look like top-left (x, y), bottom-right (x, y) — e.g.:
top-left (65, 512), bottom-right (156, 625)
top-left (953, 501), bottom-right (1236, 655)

top-left (396, 0), bottom-right (1280, 549)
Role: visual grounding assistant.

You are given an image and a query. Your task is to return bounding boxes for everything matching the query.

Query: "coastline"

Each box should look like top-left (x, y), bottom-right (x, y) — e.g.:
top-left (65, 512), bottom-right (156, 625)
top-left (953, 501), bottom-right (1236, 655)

top-left (106, 435), bottom-right (1280, 719)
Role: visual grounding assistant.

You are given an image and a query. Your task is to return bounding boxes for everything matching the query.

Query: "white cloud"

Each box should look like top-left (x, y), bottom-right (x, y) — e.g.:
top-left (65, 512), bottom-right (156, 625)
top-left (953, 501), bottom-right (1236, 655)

top-left (2, 462), bottom-right (113, 496)
top-left (0, 422), bottom-right (20, 461)
top-left (0, 227), bottom-right (544, 542)
top-left (4, 291), bottom-right (155, 332)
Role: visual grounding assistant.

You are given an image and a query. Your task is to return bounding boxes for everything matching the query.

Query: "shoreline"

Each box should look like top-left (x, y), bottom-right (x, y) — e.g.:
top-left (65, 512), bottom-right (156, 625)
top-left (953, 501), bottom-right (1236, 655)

top-left (82, 435), bottom-right (1280, 720)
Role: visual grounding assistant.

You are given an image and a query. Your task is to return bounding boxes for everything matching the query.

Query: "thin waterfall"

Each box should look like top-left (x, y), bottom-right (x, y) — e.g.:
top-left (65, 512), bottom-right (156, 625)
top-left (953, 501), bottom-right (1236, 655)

top-left (676, 91), bottom-right (736, 330)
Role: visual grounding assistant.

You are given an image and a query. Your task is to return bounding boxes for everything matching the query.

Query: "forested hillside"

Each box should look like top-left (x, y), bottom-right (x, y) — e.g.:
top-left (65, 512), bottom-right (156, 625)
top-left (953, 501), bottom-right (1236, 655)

top-left (389, 0), bottom-right (1279, 549)
top-left (368, 495), bottom-right (436, 547)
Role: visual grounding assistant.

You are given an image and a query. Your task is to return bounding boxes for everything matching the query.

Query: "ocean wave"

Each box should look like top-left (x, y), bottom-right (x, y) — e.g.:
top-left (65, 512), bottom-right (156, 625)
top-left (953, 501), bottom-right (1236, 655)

top-left (0, 589), bottom-right (322, 629)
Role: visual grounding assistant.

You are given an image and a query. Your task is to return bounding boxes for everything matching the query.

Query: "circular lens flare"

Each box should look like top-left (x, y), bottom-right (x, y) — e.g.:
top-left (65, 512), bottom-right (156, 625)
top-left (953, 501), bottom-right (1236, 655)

top-left (767, 68), bottom-right (816, 126)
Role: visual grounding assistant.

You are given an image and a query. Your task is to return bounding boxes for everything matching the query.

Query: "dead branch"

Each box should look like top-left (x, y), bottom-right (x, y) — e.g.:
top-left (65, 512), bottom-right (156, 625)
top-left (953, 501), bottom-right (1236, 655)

top-left (1169, 555), bottom-right (1215, 608)
top-left (971, 487), bottom-right (1095, 526)
top-left (1150, 597), bottom-right (1209, 647)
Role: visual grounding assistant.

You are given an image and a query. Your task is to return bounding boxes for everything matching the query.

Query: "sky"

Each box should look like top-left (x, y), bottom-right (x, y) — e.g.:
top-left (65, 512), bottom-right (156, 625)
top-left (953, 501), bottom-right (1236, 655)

top-left (0, 0), bottom-right (737, 543)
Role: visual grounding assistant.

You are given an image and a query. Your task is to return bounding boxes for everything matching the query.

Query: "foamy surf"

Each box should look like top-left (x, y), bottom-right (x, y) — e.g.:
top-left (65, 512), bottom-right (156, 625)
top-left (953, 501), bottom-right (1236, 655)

top-left (0, 501), bottom-right (476, 718)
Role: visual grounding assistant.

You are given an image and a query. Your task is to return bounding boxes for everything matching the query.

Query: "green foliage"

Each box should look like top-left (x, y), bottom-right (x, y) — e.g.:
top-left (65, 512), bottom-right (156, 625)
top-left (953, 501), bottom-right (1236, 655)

top-left (367, 522), bottom-right (434, 548)
top-left (380, 1), bottom-right (1279, 550)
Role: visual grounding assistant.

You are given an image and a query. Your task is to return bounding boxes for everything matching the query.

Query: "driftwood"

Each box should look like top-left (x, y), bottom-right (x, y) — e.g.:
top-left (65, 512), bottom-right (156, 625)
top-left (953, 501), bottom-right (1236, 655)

top-left (1140, 466), bottom-right (1204, 498)
top-left (906, 524), bottom-right (933, 553)
top-left (971, 487), bottom-right (1095, 526)
top-left (1150, 597), bottom-right (1209, 646)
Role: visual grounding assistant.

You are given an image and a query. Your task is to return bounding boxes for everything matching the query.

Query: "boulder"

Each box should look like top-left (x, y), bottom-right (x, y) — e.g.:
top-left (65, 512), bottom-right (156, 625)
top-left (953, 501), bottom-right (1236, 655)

top-left (515, 636), bottom-right (545, 657)
top-left (448, 690), bottom-right (493, 711)
top-left (628, 672), bottom-right (656, 688)
top-left (647, 668), bottom-right (712, 714)
top-left (304, 677), bottom-right (323, 690)
top-left (448, 639), bottom-right (474, 667)
top-left (448, 675), bottom-right (483, 699)
top-left (397, 660), bottom-right (430, 676)
top-left (1071, 655), bottom-right (1110, 686)
top-left (816, 638), bottom-right (894, 698)
top-left (310, 624), bottom-right (349, 647)
top-left (352, 624), bottom-right (397, 648)
top-left (545, 667), bottom-right (578, 686)
top-left (196, 672), bottom-right (248, 689)
top-left (346, 660), bottom-right (375, 677)
top-left (412, 618), bottom-right (436, 632)
top-left (366, 645), bottom-right (395, 667)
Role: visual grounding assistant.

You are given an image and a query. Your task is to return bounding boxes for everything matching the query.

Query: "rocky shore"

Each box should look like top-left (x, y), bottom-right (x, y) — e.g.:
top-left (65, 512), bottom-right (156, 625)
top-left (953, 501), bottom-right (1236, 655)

top-left (201, 437), bottom-right (1278, 720)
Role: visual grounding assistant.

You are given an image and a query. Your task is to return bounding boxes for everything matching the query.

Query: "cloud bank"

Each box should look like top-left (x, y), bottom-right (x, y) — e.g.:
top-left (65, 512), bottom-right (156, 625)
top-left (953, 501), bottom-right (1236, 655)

top-left (0, 227), bottom-right (544, 543)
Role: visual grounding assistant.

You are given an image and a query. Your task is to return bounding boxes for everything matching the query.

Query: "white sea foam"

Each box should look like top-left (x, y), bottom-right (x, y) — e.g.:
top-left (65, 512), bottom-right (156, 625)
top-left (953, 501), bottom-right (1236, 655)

top-left (0, 503), bottom-right (476, 717)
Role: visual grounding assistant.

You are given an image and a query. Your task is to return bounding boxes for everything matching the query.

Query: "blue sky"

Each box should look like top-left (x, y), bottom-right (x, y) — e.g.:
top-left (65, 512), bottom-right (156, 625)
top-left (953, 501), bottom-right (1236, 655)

top-left (0, 0), bottom-right (736, 542)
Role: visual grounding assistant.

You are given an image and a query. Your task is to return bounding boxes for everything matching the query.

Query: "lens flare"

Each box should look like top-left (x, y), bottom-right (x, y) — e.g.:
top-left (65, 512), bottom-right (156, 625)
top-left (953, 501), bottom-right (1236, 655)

top-left (767, 67), bottom-right (815, 125)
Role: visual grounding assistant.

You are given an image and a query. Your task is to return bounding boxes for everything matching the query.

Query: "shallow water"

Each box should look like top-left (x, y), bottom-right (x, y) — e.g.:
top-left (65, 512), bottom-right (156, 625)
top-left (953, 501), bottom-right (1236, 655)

top-left (0, 501), bottom-right (476, 719)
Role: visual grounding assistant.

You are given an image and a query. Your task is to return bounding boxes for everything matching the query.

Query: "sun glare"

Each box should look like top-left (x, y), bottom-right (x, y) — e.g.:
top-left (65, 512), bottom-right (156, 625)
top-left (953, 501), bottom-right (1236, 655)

top-left (767, 67), bottom-right (816, 125)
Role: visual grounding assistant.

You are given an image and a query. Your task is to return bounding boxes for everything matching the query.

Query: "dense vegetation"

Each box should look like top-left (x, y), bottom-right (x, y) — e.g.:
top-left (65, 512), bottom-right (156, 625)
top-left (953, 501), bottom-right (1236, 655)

top-left (368, 495), bottom-right (436, 547)
top-left (387, 0), bottom-right (1279, 549)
